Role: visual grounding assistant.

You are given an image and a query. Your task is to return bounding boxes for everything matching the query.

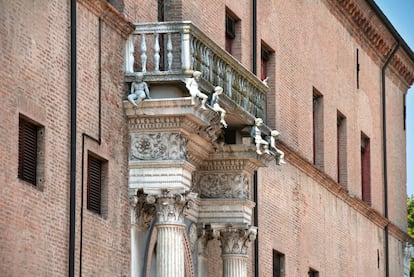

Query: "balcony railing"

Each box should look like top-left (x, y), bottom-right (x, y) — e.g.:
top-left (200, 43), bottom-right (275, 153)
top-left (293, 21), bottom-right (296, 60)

top-left (125, 21), bottom-right (268, 121)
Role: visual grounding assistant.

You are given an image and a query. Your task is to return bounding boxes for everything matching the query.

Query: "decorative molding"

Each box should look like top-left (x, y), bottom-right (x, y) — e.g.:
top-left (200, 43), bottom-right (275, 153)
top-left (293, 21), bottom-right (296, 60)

top-left (128, 116), bottom-right (197, 132)
top-left (130, 132), bottom-right (188, 161)
top-left (322, 0), bottom-right (414, 86)
top-left (77, 0), bottom-right (134, 38)
top-left (213, 226), bottom-right (257, 255)
top-left (278, 141), bottom-right (414, 244)
top-left (193, 173), bottom-right (250, 199)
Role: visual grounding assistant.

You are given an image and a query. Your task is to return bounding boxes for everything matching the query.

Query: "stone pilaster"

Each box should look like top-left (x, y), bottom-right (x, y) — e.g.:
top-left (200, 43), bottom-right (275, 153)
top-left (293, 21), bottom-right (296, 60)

top-left (129, 190), bottom-right (156, 277)
top-left (214, 226), bottom-right (257, 277)
top-left (197, 227), bottom-right (211, 277)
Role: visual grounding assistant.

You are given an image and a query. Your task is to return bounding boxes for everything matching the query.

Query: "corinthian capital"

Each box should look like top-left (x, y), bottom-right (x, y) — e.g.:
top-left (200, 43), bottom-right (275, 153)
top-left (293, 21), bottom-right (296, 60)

top-left (150, 190), bottom-right (197, 225)
top-left (214, 225), bottom-right (257, 255)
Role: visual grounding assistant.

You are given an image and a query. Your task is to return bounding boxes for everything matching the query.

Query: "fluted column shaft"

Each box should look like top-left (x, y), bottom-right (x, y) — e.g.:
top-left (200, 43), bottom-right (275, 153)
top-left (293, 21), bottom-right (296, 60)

top-left (222, 254), bottom-right (248, 277)
top-left (156, 223), bottom-right (186, 277)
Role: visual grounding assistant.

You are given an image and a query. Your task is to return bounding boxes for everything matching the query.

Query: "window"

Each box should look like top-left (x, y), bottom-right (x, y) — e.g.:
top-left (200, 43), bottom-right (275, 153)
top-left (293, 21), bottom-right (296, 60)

top-left (225, 9), bottom-right (240, 59)
top-left (337, 111), bottom-right (347, 185)
top-left (308, 268), bottom-right (319, 277)
top-left (261, 42), bottom-right (273, 82)
top-left (87, 154), bottom-right (105, 214)
top-left (107, 0), bottom-right (124, 12)
top-left (18, 115), bottom-right (44, 186)
top-left (361, 133), bottom-right (371, 205)
top-left (312, 88), bottom-right (324, 169)
top-left (273, 250), bottom-right (285, 277)
top-left (225, 13), bottom-right (235, 54)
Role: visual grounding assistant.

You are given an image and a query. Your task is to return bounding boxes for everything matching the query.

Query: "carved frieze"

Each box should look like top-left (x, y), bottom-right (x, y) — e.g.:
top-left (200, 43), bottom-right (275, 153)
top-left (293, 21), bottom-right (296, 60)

top-left (213, 227), bottom-right (257, 255)
top-left (193, 173), bottom-right (250, 199)
top-left (130, 132), bottom-right (188, 161)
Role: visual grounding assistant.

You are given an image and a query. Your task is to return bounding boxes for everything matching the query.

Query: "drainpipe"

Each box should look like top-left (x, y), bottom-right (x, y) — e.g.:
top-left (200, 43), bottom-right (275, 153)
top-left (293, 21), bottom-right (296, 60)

top-left (252, 0), bottom-right (257, 75)
top-left (252, 0), bottom-right (259, 276)
top-left (253, 171), bottom-right (259, 277)
top-left (69, 0), bottom-right (77, 276)
top-left (79, 16), bottom-right (103, 277)
top-left (382, 41), bottom-right (399, 277)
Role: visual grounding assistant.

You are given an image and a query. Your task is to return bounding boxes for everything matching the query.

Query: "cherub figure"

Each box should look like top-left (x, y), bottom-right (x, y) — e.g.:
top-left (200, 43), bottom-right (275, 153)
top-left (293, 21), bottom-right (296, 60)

top-left (269, 130), bottom-right (286, 165)
top-left (186, 71), bottom-right (208, 109)
top-left (128, 72), bottom-right (150, 107)
top-left (211, 86), bottom-right (227, 128)
top-left (251, 118), bottom-right (270, 155)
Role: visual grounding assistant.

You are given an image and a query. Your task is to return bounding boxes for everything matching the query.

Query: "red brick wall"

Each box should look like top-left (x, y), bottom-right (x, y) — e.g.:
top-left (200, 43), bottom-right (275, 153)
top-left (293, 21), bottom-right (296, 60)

top-left (0, 1), bottom-right (130, 275)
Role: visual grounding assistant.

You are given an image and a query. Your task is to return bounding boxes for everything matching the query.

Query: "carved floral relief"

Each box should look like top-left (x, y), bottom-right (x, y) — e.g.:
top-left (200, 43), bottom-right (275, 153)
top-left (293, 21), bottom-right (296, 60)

top-left (130, 132), bottom-right (188, 160)
top-left (193, 173), bottom-right (250, 199)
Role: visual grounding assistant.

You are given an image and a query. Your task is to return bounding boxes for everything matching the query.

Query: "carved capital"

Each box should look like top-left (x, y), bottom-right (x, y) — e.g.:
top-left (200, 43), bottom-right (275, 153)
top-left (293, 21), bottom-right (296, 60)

top-left (129, 190), bottom-right (156, 231)
top-left (214, 226), bottom-right (257, 256)
top-left (152, 190), bottom-right (197, 225)
top-left (193, 173), bottom-right (250, 199)
top-left (130, 132), bottom-right (188, 161)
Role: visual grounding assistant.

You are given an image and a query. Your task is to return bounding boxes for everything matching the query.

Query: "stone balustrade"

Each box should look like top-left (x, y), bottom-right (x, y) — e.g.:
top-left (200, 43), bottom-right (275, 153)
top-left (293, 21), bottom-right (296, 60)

top-left (125, 21), bottom-right (268, 121)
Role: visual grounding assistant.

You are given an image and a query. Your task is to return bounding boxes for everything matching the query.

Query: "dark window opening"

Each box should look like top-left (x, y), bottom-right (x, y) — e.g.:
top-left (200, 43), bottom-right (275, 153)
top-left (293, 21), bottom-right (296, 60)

top-left (87, 154), bottom-right (103, 214)
top-left (337, 111), bottom-right (347, 185)
top-left (107, 0), bottom-right (124, 12)
top-left (308, 268), bottom-right (319, 277)
top-left (312, 88), bottom-right (324, 169)
top-left (225, 13), bottom-right (236, 54)
top-left (261, 45), bottom-right (272, 81)
top-left (361, 133), bottom-right (371, 205)
top-left (18, 116), bottom-right (39, 185)
top-left (273, 250), bottom-right (285, 277)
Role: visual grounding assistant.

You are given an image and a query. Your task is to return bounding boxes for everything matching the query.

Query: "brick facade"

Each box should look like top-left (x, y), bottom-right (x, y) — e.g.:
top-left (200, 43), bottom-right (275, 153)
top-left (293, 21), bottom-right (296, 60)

top-left (0, 0), bottom-right (413, 276)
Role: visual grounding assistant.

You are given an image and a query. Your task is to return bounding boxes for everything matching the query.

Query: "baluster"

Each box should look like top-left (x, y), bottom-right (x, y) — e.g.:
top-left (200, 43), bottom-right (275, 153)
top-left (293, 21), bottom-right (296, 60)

top-left (154, 33), bottom-right (160, 71)
top-left (226, 67), bottom-right (232, 98)
top-left (140, 34), bottom-right (147, 73)
top-left (181, 26), bottom-right (192, 73)
top-left (167, 33), bottom-right (173, 71)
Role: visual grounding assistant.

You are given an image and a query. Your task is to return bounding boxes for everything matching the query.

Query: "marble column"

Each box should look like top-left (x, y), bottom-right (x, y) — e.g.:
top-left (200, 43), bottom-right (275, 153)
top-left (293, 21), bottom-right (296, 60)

top-left (215, 227), bottom-right (257, 277)
top-left (147, 192), bottom-right (194, 277)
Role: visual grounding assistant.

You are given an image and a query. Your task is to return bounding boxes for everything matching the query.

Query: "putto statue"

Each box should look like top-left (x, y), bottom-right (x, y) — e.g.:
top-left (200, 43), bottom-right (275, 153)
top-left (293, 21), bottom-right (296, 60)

top-left (186, 71), bottom-right (208, 109)
top-left (128, 72), bottom-right (150, 107)
top-left (251, 118), bottom-right (270, 155)
top-left (269, 130), bottom-right (286, 165)
top-left (211, 86), bottom-right (227, 128)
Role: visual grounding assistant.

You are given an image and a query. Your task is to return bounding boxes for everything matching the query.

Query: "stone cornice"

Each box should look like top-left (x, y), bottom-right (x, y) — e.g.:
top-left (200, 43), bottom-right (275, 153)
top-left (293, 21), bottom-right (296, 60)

top-left (78, 0), bottom-right (134, 38)
top-left (322, 0), bottom-right (414, 87)
top-left (278, 142), bottom-right (414, 243)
